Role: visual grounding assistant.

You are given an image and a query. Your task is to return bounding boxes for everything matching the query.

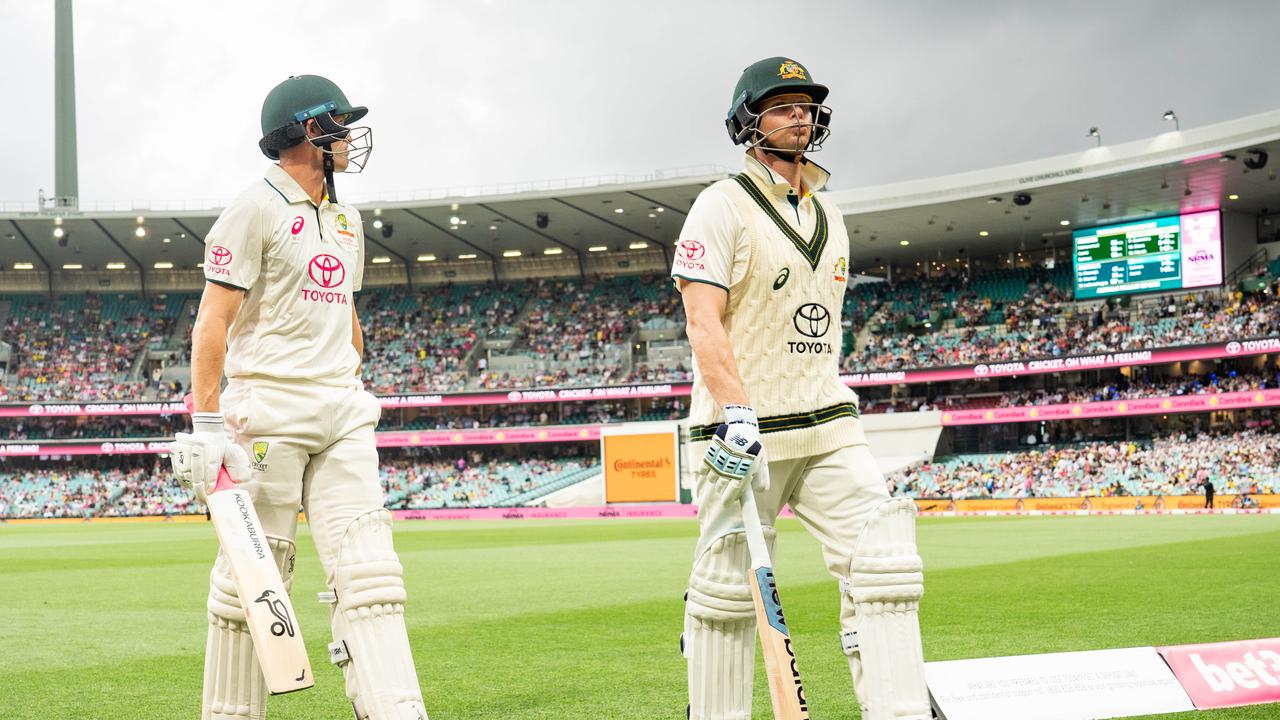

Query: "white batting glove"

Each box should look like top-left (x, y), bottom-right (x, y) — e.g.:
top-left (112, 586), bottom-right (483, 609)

top-left (701, 405), bottom-right (770, 500)
top-left (171, 413), bottom-right (250, 503)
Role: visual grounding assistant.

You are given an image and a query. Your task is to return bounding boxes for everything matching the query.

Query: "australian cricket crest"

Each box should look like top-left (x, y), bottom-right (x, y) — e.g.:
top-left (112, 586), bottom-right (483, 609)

top-left (778, 60), bottom-right (807, 80)
top-left (833, 257), bottom-right (847, 283)
top-left (335, 212), bottom-right (356, 239)
top-left (252, 441), bottom-right (270, 471)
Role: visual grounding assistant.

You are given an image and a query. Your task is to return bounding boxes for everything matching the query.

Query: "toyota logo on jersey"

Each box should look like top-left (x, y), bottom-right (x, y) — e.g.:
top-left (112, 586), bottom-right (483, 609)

top-left (302, 254), bottom-right (350, 305)
top-left (793, 303), bottom-right (830, 338)
top-left (677, 240), bottom-right (706, 261)
top-left (206, 245), bottom-right (234, 279)
top-left (674, 239), bottom-right (707, 271)
top-left (787, 303), bottom-right (834, 354)
top-left (209, 246), bottom-right (233, 266)
top-left (308, 254), bottom-right (346, 288)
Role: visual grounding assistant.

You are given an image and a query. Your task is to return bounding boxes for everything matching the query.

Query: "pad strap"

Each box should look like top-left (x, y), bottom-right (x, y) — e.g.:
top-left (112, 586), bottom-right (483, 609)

top-left (841, 629), bottom-right (859, 656)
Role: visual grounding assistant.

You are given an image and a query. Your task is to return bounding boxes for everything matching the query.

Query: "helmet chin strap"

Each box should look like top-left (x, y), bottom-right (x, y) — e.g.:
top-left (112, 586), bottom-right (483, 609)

top-left (309, 114), bottom-right (347, 204)
top-left (322, 149), bottom-right (338, 204)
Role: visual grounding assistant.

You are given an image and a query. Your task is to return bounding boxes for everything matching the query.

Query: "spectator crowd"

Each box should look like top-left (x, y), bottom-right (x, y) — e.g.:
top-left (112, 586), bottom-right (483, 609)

top-left (861, 367), bottom-right (1280, 414)
top-left (854, 279), bottom-right (1280, 371)
top-left (889, 429), bottom-right (1280, 499)
top-left (5, 270), bottom-right (1280, 402)
top-left (1, 294), bottom-right (179, 402)
top-left (0, 452), bottom-right (600, 519)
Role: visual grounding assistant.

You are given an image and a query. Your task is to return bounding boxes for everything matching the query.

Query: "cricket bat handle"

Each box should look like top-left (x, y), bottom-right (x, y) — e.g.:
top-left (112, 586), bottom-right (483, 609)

top-left (183, 393), bottom-right (238, 495)
top-left (741, 488), bottom-right (771, 569)
top-left (213, 464), bottom-right (236, 493)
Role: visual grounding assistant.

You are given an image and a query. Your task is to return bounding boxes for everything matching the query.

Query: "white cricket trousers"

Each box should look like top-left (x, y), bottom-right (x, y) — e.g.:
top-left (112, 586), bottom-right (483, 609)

top-left (694, 442), bottom-right (891, 573)
top-left (220, 377), bottom-right (386, 579)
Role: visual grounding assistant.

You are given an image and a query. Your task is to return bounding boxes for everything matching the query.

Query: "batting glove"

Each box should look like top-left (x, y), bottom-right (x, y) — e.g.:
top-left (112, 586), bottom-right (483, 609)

top-left (172, 413), bottom-right (250, 503)
top-left (701, 405), bottom-right (770, 499)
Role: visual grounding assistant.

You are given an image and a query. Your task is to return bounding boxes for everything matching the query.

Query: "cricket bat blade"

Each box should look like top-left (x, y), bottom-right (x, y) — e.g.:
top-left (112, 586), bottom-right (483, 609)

top-left (742, 490), bottom-right (810, 719)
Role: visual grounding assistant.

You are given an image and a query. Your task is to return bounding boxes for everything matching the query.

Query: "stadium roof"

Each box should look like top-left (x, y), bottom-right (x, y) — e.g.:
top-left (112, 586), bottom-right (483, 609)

top-left (4, 110), bottom-right (1280, 277)
top-left (1, 170), bottom-right (724, 273)
top-left (831, 109), bottom-right (1280, 265)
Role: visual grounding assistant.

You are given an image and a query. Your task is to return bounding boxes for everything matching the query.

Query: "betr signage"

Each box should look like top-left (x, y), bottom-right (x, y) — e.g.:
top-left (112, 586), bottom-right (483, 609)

top-left (1158, 639), bottom-right (1280, 709)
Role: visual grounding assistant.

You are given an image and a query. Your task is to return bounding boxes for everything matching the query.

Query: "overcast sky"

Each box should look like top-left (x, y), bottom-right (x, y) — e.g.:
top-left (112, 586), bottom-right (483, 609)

top-left (6, 0), bottom-right (1280, 208)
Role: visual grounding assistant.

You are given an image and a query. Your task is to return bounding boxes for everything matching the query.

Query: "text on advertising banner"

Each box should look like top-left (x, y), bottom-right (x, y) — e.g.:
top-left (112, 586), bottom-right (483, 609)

top-left (925, 646), bottom-right (1193, 720)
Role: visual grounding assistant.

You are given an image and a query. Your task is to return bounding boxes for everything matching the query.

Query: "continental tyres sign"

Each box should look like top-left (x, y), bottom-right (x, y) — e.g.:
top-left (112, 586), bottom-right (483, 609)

top-left (601, 429), bottom-right (678, 503)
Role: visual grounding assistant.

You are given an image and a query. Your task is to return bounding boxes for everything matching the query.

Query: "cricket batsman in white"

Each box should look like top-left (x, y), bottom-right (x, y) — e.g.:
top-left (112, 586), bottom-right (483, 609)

top-left (171, 75), bottom-right (429, 720)
top-left (674, 58), bottom-right (931, 720)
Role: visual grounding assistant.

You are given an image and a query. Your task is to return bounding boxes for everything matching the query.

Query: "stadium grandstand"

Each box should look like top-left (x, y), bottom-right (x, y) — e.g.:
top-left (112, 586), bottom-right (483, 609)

top-left (5, 109), bottom-right (1280, 518)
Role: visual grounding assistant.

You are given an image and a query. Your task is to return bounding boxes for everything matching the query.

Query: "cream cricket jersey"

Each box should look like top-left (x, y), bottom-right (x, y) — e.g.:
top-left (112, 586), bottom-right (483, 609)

top-left (672, 153), bottom-right (863, 461)
top-left (204, 164), bottom-right (364, 385)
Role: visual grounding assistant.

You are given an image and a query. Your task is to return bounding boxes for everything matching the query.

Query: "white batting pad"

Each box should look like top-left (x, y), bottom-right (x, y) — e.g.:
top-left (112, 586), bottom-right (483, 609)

top-left (201, 535), bottom-right (294, 720)
top-left (843, 498), bottom-right (931, 720)
top-left (327, 510), bottom-right (428, 720)
top-left (685, 529), bottom-right (774, 720)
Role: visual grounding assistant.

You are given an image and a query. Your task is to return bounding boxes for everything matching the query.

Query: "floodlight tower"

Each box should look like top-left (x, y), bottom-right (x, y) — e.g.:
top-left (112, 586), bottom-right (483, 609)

top-left (54, 0), bottom-right (79, 211)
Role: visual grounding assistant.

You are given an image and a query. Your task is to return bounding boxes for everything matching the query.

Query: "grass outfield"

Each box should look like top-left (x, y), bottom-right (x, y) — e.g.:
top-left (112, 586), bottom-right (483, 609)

top-left (2, 514), bottom-right (1279, 719)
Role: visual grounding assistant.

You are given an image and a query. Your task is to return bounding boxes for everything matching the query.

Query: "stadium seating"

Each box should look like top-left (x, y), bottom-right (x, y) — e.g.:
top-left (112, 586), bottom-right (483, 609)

top-left (0, 293), bottom-right (186, 402)
top-left (11, 421), bottom-right (1277, 518)
top-left (381, 456), bottom-right (600, 509)
top-left (0, 464), bottom-right (168, 519)
top-left (889, 430), bottom-right (1280, 499)
top-left (6, 266), bottom-right (1280, 518)
top-left (859, 367), bottom-right (1280, 415)
top-left (0, 454), bottom-right (602, 519)
top-left (5, 270), bottom-right (1280, 402)
top-left (854, 279), bottom-right (1280, 371)
top-left (360, 282), bottom-right (528, 394)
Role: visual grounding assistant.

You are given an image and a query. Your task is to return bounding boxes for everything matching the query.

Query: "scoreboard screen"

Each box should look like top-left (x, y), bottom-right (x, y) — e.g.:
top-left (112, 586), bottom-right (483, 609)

top-left (1072, 210), bottom-right (1223, 300)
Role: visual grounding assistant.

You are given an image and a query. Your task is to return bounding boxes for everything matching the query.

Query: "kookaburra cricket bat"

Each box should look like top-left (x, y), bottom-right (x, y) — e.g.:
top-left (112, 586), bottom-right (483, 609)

top-left (741, 489), bottom-right (810, 719)
top-left (183, 395), bottom-right (313, 694)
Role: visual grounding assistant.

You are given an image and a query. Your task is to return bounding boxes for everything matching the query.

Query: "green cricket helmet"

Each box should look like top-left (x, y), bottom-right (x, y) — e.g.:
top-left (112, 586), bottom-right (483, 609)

top-left (725, 57), bottom-right (832, 153)
top-left (257, 74), bottom-right (371, 169)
